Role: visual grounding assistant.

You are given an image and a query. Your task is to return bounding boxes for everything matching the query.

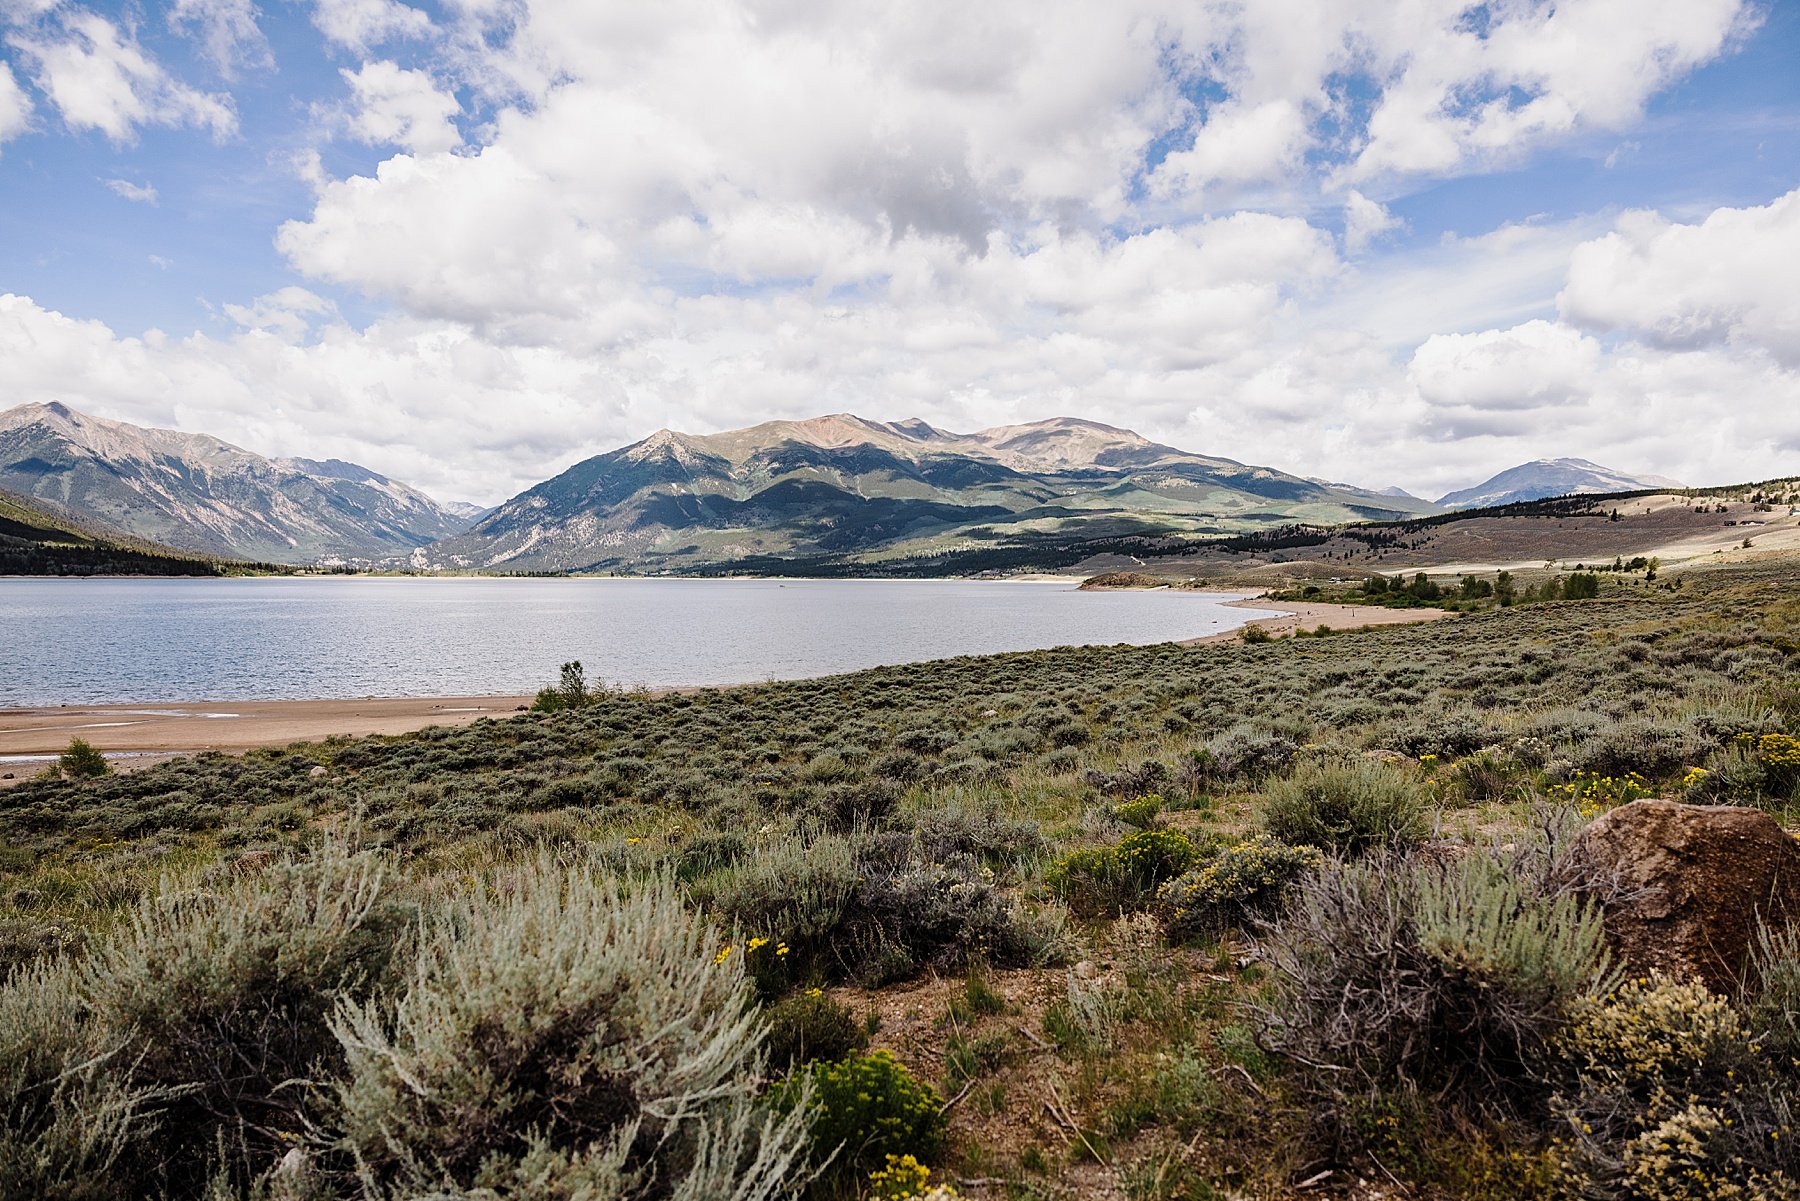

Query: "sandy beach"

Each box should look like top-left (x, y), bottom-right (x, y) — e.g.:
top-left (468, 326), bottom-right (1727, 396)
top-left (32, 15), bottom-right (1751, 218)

top-left (1180, 596), bottom-right (1452, 645)
top-left (0, 694), bottom-right (535, 777)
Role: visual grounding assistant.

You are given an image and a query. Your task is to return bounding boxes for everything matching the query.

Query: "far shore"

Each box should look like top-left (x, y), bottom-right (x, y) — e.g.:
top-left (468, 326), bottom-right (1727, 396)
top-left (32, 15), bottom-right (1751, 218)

top-left (1179, 595), bottom-right (1452, 646)
top-left (1, 596), bottom-right (1449, 781)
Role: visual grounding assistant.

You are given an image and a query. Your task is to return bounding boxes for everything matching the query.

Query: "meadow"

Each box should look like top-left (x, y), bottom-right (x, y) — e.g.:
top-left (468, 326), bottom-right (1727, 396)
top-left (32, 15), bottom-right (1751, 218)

top-left (3, 559), bottom-right (1799, 1199)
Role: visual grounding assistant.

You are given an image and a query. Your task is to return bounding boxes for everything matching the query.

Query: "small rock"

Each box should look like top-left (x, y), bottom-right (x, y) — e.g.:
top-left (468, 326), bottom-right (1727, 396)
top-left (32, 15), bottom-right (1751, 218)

top-left (1571, 799), bottom-right (1800, 995)
top-left (308, 764), bottom-right (328, 779)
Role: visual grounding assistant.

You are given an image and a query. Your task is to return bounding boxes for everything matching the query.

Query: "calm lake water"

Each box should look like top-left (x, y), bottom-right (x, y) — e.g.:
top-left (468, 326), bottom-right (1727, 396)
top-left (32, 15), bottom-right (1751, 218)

top-left (0, 577), bottom-right (1278, 704)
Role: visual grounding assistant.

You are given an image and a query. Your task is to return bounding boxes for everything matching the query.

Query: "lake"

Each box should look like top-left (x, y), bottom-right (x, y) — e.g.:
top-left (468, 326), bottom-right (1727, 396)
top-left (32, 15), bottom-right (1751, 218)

top-left (0, 577), bottom-right (1278, 704)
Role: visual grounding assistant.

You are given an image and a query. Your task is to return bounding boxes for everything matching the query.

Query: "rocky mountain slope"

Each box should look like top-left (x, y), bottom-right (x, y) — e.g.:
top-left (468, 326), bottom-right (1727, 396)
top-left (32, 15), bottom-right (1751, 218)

top-left (1438, 458), bottom-right (1681, 509)
top-left (423, 414), bottom-right (1441, 573)
top-left (0, 484), bottom-right (271, 576)
top-left (0, 403), bottom-right (473, 564)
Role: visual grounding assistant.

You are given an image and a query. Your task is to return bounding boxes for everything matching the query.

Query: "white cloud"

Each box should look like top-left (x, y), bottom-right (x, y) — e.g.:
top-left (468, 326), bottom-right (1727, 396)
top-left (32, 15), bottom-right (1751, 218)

top-left (1559, 187), bottom-right (1800, 367)
top-left (1409, 320), bottom-right (1603, 435)
top-left (104, 177), bottom-right (157, 203)
top-left (222, 286), bottom-right (339, 341)
top-left (1151, 99), bottom-right (1310, 197)
top-left (6, 9), bottom-right (236, 142)
top-left (310, 0), bottom-right (432, 53)
top-left (168, 0), bottom-right (272, 78)
top-left (1343, 190), bottom-right (1401, 255)
top-left (0, 59), bottom-right (31, 149)
top-left (0, 0), bottom-right (1786, 508)
top-left (1344, 0), bottom-right (1756, 183)
top-left (337, 60), bottom-right (460, 154)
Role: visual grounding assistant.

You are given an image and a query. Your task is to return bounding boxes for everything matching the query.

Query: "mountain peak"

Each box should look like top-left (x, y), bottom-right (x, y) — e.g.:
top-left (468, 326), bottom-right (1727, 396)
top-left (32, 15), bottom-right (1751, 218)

top-left (0, 401), bottom-right (474, 562)
top-left (429, 410), bottom-right (1441, 572)
top-left (963, 416), bottom-right (1157, 470)
top-left (1438, 458), bottom-right (1683, 509)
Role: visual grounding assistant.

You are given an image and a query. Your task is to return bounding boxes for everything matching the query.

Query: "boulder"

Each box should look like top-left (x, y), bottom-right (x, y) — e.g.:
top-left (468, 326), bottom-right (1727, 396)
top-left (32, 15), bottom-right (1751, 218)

top-left (1571, 799), bottom-right (1800, 995)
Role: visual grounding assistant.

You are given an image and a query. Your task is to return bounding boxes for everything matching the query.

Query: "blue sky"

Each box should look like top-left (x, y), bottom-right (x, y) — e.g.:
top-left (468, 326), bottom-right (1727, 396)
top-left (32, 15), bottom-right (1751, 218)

top-left (0, 1), bottom-right (1796, 504)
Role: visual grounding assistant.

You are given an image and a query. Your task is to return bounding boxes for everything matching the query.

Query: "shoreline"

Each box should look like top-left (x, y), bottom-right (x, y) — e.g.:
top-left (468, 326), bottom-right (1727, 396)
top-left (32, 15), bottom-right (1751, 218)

top-left (0, 596), bottom-right (1449, 778)
top-left (1178, 595), bottom-right (1452, 646)
top-left (0, 695), bottom-right (536, 777)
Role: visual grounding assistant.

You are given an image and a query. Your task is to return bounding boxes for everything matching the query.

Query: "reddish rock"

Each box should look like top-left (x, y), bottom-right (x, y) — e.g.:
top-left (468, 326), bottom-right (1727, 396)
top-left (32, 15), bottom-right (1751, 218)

top-left (1571, 799), bottom-right (1800, 995)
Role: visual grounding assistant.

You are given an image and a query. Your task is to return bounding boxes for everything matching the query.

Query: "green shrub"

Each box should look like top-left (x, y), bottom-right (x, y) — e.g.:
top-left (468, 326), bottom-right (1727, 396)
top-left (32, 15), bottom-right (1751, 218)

top-left (1259, 843), bottom-right (1612, 1134)
top-left (768, 1050), bottom-right (944, 1191)
top-left (1201, 726), bottom-right (1299, 781)
top-left (1564, 572), bottom-right (1601, 600)
top-left (1550, 770), bottom-right (1653, 817)
top-left (327, 872), bottom-right (807, 1199)
top-left (1747, 731), bottom-right (1800, 799)
top-left (1113, 829), bottom-right (1199, 889)
top-left (1549, 974), bottom-right (1798, 1198)
top-left (708, 833), bottom-right (860, 991)
top-left (531, 659), bottom-right (598, 712)
top-left (1746, 923), bottom-right (1800, 1066)
top-left (850, 854), bottom-right (1069, 984)
top-left (57, 736), bottom-right (109, 779)
top-left (764, 990), bottom-right (869, 1071)
top-left (1446, 748), bottom-right (1520, 804)
top-left (1261, 759), bottom-right (1431, 854)
top-left (709, 833), bottom-right (1063, 988)
top-left (110, 849), bottom-right (406, 1185)
top-left (0, 844), bottom-right (408, 1198)
top-left (1156, 835), bottom-right (1323, 939)
top-left (0, 955), bottom-right (153, 1200)
top-left (1049, 829), bottom-right (1201, 915)
top-left (1113, 794), bottom-right (1163, 829)
top-left (912, 803), bottom-right (1048, 868)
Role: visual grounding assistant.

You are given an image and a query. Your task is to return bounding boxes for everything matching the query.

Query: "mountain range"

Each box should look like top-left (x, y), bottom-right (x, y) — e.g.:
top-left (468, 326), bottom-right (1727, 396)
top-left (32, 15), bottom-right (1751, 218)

top-left (1437, 458), bottom-right (1683, 510)
top-left (420, 414), bottom-right (1440, 573)
top-left (0, 402), bottom-right (1688, 573)
top-left (0, 402), bottom-right (474, 563)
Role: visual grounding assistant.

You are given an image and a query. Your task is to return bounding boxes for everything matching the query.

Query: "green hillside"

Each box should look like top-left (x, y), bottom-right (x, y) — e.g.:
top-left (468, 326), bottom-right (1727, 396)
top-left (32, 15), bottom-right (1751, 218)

top-left (0, 487), bottom-right (283, 576)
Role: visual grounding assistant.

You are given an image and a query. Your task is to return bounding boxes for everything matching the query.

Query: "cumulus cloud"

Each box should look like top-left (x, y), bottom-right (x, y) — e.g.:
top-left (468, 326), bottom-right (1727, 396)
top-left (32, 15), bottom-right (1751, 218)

top-left (1409, 320), bottom-right (1603, 436)
top-left (168, 0), bottom-right (272, 78)
top-left (0, 0), bottom-right (1787, 506)
top-left (1559, 188), bottom-right (1800, 366)
top-left (1343, 0), bottom-right (1756, 183)
top-left (104, 177), bottom-right (157, 203)
top-left (6, 8), bottom-right (235, 141)
top-left (310, 0), bottom-right (432, 53)
top-left (336, 60), bottom-right (460, 154)
top-left (1343, 190), bottom-right (1401, 255)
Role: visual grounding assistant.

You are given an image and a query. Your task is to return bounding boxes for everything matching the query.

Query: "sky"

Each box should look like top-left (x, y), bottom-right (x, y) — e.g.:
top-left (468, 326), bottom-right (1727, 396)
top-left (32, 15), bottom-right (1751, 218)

top-left (0, 1), bottom-right (1796, 506)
